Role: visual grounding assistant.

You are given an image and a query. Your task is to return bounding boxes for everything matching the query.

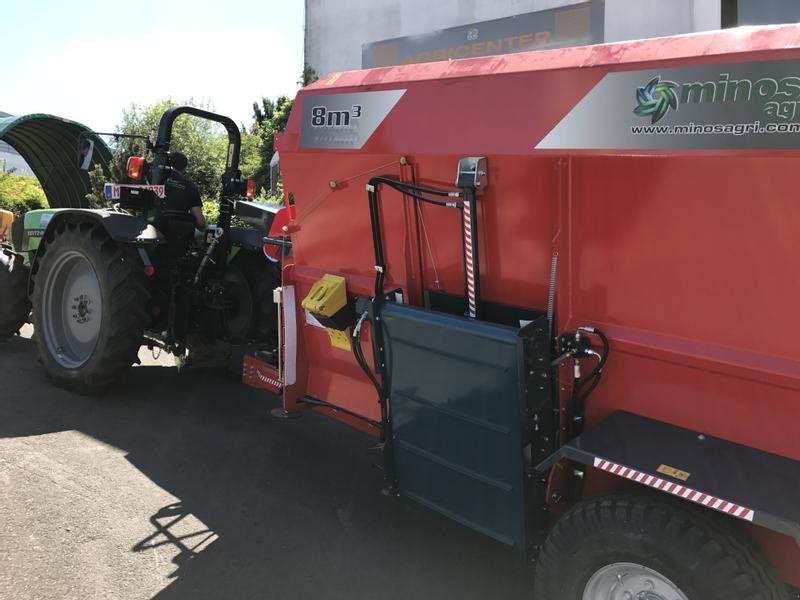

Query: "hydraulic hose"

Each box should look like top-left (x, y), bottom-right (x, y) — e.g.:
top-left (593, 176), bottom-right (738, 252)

top-left (363, 176), bottom-right (466, 443)
top-left (575, 326), bottom-right (609, 386)
top-left (369, 176), bottom-right (463, 199)
top-left (352, 310), bottom-right (381, 397)
top-left (571, 327), bottom-right (610, 433)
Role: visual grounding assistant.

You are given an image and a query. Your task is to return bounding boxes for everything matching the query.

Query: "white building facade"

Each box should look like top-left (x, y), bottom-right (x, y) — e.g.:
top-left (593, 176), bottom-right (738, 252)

top-left (305, 0), bottom-right (800, 77)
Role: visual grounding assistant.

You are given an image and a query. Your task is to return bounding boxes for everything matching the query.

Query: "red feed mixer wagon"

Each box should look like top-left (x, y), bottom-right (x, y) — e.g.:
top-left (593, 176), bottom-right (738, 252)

top-left (250, 23), bottom-right (800, 599)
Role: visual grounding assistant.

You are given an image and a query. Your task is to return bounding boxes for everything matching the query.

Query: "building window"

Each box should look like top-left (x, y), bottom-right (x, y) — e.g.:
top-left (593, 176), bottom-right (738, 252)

top-left (723, 0), bottom-right (800, 27)
top-left (721, 0), bottom-right (737, 28)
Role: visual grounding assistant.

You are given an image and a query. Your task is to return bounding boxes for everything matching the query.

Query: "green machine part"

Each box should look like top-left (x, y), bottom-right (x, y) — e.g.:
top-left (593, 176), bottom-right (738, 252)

top-left (18, 209), bottom-right (63, 263)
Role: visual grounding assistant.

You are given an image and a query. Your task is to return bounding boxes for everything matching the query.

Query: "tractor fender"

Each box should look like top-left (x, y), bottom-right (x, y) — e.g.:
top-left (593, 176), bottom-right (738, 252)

top-left (27, 209), bottom-right (163, 295)
top-left (228, 226), bottom-right (264, 252)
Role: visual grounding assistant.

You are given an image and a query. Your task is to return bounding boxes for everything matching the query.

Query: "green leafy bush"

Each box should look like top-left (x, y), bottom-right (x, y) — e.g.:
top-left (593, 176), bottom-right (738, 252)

top-left (202, 198), bottom-right (220, 224)
top-left (0, 172), bottom-right (48, 215)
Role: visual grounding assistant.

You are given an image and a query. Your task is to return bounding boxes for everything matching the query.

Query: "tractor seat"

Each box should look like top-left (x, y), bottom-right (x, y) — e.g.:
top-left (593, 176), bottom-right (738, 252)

top-left (154, 210), bottom-right (197, 258)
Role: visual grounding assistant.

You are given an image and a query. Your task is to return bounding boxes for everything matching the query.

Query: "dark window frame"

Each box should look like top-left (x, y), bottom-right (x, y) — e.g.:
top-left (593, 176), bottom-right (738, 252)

top-left (721, 0), bottom-right (737, 28)
top-left (723, 0), bottom-right (800, 28)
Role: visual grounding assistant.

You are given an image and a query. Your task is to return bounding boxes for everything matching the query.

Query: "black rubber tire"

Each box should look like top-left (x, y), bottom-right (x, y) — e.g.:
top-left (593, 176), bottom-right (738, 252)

top-left (31, 221), bottom-right (150, 394)
top-left (229, 251), bottom-right (279, 344)
top-left (221, 262), bottom-right (255, 343)
top-left (0, 246), bottom-right (31, 340)
top-left (535, 492), bottom-right (789, 600)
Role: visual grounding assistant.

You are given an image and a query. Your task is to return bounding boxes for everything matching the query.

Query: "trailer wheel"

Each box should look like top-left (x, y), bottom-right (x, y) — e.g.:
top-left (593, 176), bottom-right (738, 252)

top-left (0, 246), bottom-right (31, 339)
top-left (534, 492), bottom-right (788, 600)
top-left (31, 222), bottom-right (149, 394)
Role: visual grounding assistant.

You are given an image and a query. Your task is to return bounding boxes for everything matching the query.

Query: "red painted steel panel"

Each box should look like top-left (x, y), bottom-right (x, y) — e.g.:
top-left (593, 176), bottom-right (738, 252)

top-left (242, 355), bottom-right (282, 393)
top-left (278, 25), bottom-right (800, 584)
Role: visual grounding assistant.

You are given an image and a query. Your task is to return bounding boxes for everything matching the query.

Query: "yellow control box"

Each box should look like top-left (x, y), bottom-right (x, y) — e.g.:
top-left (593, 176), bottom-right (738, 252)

top-left (302, 274), bottom-right (347, 318)
top-left (302, 274), bottom-right (352, 351)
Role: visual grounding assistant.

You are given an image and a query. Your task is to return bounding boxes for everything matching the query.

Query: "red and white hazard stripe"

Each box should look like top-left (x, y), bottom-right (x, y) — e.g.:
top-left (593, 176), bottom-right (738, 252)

top-left (463, 201), bottom-right (477, 319)
top-left (593, 457), bottom-right (755, 522)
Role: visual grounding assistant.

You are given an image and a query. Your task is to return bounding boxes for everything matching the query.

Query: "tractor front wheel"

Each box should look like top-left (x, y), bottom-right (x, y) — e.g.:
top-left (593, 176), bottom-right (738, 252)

top-left (32, 222), bottom-right (149, 394)
top-left (0, 246), bottom-right (31, 340)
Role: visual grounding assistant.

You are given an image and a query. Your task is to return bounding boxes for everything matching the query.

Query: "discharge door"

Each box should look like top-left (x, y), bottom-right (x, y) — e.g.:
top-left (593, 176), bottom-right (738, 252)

top-left (379, 302), bottom-right (551, 551)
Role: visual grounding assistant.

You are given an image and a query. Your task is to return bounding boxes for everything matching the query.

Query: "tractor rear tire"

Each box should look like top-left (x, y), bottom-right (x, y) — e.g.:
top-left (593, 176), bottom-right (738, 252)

top-left (228, 252), bottom-right (279, 344)
top-left (221, 262), bottom-right (255, 343)
top-left (0, 246), bottom-right (31, 340)
top-left (31, 221), bottom-right (150, 394)
top-left (534, 492), bottom-right (789, 600)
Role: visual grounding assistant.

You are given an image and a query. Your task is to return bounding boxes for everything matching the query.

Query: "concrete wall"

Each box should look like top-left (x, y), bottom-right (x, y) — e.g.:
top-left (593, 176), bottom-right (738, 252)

top-left (604, 0), bottom-right (720, 43)
top-left (305, 0), bottom-right (721, 77)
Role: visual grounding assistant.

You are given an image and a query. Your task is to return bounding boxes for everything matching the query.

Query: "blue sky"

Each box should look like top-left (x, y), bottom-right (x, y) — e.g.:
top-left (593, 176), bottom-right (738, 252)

top-left (0, 0), bottom-right (304, 131)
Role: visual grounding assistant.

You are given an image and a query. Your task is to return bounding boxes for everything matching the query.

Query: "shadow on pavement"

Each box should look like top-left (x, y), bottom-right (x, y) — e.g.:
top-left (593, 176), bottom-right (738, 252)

top-left (0, 334), bottom-right (532, 600)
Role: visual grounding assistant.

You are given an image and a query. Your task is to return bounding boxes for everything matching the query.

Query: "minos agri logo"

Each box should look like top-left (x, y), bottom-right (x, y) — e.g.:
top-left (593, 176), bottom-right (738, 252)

top-left (633, 76), bottom-right (679, 123)
top-left (633, 72), bottom-right (800, 123)
top-left (537, 59), bottom-right (800, 150)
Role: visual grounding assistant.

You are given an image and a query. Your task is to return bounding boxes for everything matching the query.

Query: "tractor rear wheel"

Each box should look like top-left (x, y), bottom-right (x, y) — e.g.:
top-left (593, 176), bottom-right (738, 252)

top-left (226, 252), bottom-right (279, 344)
top-left (0, 246), bottom-right (31, 340)
top-left (31, 222), bottom-right (150, 394)
top-left (221, 262), bottom-right (255, 343)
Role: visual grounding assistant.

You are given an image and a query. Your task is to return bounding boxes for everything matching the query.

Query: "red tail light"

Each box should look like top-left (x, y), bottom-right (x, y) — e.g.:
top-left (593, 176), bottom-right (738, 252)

top-left (127, 156), bottom-right (145, 181)
top-left (245, 178), bottom-right (256, 199)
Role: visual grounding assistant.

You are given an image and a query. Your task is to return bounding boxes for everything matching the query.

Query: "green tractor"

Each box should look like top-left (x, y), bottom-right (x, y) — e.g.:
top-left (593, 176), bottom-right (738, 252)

top-left (0, 107), bottom-right (282, 393)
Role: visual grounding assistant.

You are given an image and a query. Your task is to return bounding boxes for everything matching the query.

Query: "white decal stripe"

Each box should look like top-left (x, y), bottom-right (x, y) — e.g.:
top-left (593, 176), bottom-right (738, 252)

top-left (283, 285), bottom-right (297, 387)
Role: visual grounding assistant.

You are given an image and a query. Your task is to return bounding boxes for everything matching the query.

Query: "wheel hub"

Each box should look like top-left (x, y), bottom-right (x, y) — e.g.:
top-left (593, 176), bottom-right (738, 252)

top-left (41, 250), bottom-right (103, 369)
top-left (582, 563), bottom-right (689, 600)
top-left (72, 294), bottom-right (94, 324)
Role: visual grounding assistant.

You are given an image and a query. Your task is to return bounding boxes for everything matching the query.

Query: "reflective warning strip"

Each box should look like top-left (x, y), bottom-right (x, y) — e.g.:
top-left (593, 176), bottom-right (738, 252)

top-left (593, 457), bottom-right (755, 522)
top-left (463, 201), bottom-right (476, 318)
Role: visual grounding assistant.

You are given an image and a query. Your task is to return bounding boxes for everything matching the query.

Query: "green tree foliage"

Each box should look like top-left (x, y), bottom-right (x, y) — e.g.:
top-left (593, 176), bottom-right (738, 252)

top-left (116, 99), bottom-right (231, 200)
top-left (250, 95), bottom-right (293, 192)
top-left (0, 172), bottom-right (48, 214)
top-left (85, 164), bottom-right (109, 209)
top-left (238, 129), bottom-right (261, 180)
top-left (248, 65), bottom-right (318, 193)
top-left (202, 198), bottom-right (220, 224)
top-left (82, 64), bottom-right (319, 213)
top-left (299, 63), bottom-right (319, 87)
top-left (85, 98), bottom-right (261, 208)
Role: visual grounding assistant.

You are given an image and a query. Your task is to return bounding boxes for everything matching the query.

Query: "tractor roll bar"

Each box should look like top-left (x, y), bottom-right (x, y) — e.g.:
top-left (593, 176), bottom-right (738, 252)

top-left (149, 106), bottom-right (241, 195)
top-left (149, 106), bottom-right (243, 251)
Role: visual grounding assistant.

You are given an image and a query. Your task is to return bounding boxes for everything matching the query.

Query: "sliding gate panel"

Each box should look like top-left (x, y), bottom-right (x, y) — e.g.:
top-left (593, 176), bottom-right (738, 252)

top-left (380, 303), bottom-right (527, 549)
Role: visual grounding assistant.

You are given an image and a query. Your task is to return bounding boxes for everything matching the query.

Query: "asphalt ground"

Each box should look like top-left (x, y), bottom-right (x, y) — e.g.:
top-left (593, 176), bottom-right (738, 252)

top-left (0, 325), bottom-right (533, 600)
